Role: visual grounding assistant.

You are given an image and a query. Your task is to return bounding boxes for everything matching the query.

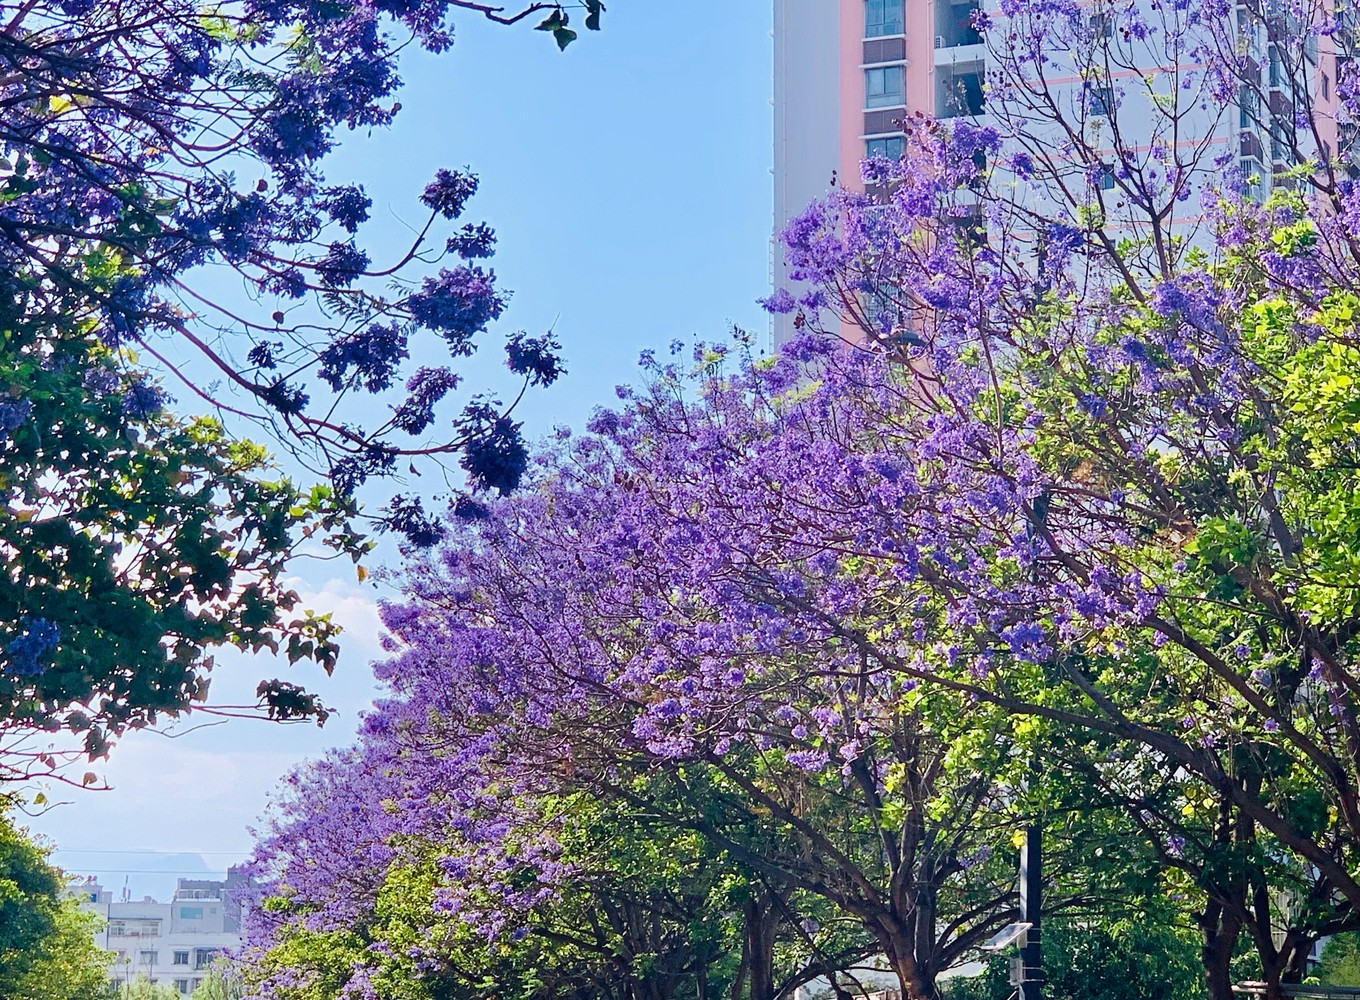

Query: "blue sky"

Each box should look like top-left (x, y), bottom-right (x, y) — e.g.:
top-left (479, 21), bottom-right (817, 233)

top-left (25, 2), bottom-right (779, 899)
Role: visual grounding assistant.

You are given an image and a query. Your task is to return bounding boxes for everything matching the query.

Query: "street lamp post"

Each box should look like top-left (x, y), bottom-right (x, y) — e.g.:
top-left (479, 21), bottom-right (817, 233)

top-left (1017, 825), bottom-right (1044, 1000)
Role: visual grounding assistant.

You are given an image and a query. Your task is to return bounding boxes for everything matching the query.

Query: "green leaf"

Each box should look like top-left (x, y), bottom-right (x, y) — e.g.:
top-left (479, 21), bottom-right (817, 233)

top-left (536, 9), bottom-right (566, 31)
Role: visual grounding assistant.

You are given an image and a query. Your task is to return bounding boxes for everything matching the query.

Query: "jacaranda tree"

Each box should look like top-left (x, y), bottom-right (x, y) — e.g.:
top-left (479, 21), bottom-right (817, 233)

top-left (246, 1), bottom-right (1360, 999)
top-left (242, 344), bottom-right (1169, 1000)
top-left (0, 0), bottom-right (598, 766)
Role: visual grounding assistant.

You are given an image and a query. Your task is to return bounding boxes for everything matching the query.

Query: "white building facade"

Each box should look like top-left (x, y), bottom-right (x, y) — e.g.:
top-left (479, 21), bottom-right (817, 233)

top-left (76, 868), bottom-right (252, 996)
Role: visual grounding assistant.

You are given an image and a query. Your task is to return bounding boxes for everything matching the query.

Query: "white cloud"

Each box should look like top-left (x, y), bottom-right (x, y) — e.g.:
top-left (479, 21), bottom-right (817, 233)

top-left (27, 736), bottom-right (305, 858)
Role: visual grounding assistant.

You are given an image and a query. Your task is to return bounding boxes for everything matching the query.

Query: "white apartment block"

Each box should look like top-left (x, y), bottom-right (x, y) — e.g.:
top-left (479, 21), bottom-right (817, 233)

top-left (76, 868), bottom-right (252, 996)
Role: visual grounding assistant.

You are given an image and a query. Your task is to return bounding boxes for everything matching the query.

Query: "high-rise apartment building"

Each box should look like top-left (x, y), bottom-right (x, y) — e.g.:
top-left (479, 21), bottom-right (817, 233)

top-left (771, 0), bottom-right (1342, 348)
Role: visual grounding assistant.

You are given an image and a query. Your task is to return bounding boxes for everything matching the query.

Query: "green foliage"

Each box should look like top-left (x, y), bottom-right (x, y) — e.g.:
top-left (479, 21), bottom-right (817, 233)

top-left (191, 968), bottom-right (245, 1000)
top-left (247, 793), bottom-right (820, 1000)
top-left (534, 1), bottom-right (604, 49)
top-left (116, 982), bottom-right (184, 999)
top-left (942, 914), bottom-right (1205, 1000)
top-left (0, 806), bottom-right (118, 1000)
top-left (1317, 933), bottom-right (1360, 987)
top-left (0, 267), bottom-right (367, 767)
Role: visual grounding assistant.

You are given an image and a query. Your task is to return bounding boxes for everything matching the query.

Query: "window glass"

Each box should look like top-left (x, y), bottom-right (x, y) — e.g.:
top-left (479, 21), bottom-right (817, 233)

top-left (1090, 84), bottom-right (1115, 117)
top-left (866, 66), bottom-right (904, 108)
top-left (866, 0), bottom-right (904, 37)
top-left (866, 136), bottom-right (905, 160)
top-left (1241, 159), bottom-right (1263, 201)
top-left (1239, 84), bottom-right (1259, 127)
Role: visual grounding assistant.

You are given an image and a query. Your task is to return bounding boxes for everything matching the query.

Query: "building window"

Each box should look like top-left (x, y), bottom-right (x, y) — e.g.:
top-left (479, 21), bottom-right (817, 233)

top-left (175, 981), bottom-right (191, 995)
top-left (1090, 84), bottom-right (1115, 117)
top-left (1272, 131), bottom-right (1288, 162)
top-left (1241, 158), bottom-right (1263, 201)
top-left (1268, 45), bottom-right (1281, 87)
top-left (1089, 9), bottom-right (1113, 40)
top-left (173, 951), bottom-right (190, 966)
top-left (1098, 161), bottom-right (1116, 190)
top-left (1239, 84), bottom-right (1259, 128)
top-left (179, 906), bottom-right (204, 920)
top-left (938, 0), bottom-right (983, 47)
top-left (1324, 73), bottom-right (1331, 100)
top-left (865, 66), bottom-right (904, 108)
top-left (866, 136), bottom-right (905, 160)
top-left (865, 0), bottom-right (904, 37)
top-left (195, 948), bottom-right (219, 970)
top-left (140, 950), bottom-right (158, 965)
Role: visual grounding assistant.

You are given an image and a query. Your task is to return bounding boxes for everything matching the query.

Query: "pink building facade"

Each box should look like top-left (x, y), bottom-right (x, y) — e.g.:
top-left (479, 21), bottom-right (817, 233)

top-left (773, 0), bottom-right (943, 348)
top-left (771, 0), bottom-right (1346, 349)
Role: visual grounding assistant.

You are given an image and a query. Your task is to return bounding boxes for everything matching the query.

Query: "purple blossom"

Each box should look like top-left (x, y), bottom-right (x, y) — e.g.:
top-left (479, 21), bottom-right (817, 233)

top-left (5, 617), bottom-right (59, 676)
top-left (122, 380), bottom-right (168, 420)
top-left (0, 400), bottom-right (33, 438)
top-left (420, 169), bottom-right (479, 220)
top-left (319, 185), bottom-right (372, 232)
top-left (505, 333), bottom-right (565, 387)
top-left (317, 242), bottom-right (370, 287)
top-left (460, 417), bottom-right (527, 495)
top-left (406, 266), bottom-right (507, 346)
top-left (759, 288), bottom-right (798, 314)
top-left (393, 367), bottom-right (461, 435)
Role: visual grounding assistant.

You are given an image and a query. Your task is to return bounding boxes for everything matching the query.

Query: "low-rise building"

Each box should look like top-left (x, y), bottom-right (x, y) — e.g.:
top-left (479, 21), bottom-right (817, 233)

top-left (75, 867), bottom-right (252, 996)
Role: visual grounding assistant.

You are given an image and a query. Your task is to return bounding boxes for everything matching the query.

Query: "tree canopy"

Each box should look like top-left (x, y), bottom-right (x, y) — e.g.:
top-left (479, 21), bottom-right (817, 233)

top-left (237, 1), bottom-right (1360, 1000)
top-left (0, 805), bottom-right (117, 999)
top-left (0, 0), bottom-right (604, 769)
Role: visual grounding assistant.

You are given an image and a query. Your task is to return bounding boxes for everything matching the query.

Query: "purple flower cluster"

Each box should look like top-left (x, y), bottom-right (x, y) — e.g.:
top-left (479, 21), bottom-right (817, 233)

top-left (0, 0), bottom-right (566, 510)
top-left (5, 617), bottom-right (59, 676)
top-left (0, 400), bottom-right (33, 439)
top-left (420, 169), bottom-right (479, 220)
top-left (318, 324), bottom-right (409, 393)
top-left (391, 367), bottom-right (461, 435)
top-left (459, 417), bottom-right (528, 496)
top-left (504, 333), bottom-right (565, 387)
top-left (405, 267), bottom-right (507, 348)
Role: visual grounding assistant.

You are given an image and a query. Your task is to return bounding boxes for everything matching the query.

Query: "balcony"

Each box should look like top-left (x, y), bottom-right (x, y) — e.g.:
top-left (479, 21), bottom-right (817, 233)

top-left (936, 62), bottom-right (985, 118)
top-left (934, 0), bottom-right (982, 49)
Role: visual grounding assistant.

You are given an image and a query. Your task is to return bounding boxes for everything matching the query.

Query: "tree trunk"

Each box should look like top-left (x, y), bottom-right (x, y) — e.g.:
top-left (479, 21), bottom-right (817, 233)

top-left (1258, 932), bottom-right (1313, 1000)
top-left (1200, 897), bottom-right (1243, 1000)
top-left (875, 917), bottom-right (939, 1000)
top-left (742, 893), bottom-right (780, 1000)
